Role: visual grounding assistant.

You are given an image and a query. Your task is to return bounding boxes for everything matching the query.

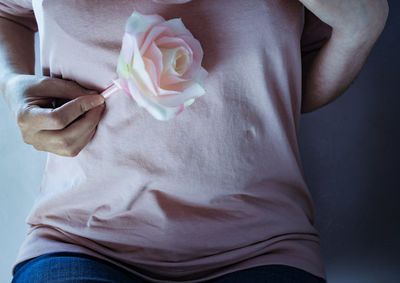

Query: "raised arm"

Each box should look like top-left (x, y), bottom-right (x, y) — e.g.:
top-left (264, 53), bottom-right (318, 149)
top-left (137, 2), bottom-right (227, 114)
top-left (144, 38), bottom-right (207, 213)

top-left (298, 0), bottom-right (389, 113)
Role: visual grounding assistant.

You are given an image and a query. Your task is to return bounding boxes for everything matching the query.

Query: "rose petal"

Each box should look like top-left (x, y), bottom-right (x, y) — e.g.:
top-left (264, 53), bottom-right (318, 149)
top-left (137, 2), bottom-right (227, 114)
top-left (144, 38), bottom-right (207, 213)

top-left (121, 33), bottom-right (134, 64)
top-left (175, 104), bottom-right (184, 115)
top-left (129, 36), bottom-right (157, 95)
top-left (143, 57), bottom-right (160, 95)
top-left (158, 66), bottom-right (208, 96)
top-left (163, 18), bottom-right (192, 36)
top-left (159, 47), bottom-right (189, 77)
top-left (160, 74), bottom-right (188, 87)
top-left (155, 36), bottom-right (200, 79)
top-left (125, 11), bottom-right (165, 47)
top-left (157, 88), bottom-right (180, 96)
top-left (155, 36), bottom-right (192, 56)
top-left (156, 37), bottom-right (193, 71)
top-left (184, 98), bottom-right (195, 108)
top-left (117, 52), bottom-right (131, 79)
top-left (125, 10), bottom-right (165, 35)
top-left (127, 77), bottom-right (183, 121)
top-left (195, 66), bottom-right (209, 86)
top-left (143, 43), bottom-right (163, 90)
top-left (153, 81), bottom-right (206, 107)
top-left (170, 48), bottom-right (190, 75)
top-left (178, 34), bottom-right (203, 79)
top-left (140, 25), bottom-right (174, 55)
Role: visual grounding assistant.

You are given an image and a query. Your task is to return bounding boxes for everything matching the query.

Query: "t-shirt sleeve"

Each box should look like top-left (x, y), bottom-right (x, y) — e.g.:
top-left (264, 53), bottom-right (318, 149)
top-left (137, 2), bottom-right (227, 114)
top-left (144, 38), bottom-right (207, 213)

top-left (300, 7), bottom-right (332, 59)
top-left (0, 0), bottom-right (37, 32)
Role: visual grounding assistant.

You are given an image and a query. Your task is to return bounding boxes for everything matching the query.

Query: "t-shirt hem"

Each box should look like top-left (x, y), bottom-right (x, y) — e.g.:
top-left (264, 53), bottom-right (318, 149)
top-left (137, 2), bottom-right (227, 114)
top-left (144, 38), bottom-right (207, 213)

top-left (12, 227), bottom-right (326, 282)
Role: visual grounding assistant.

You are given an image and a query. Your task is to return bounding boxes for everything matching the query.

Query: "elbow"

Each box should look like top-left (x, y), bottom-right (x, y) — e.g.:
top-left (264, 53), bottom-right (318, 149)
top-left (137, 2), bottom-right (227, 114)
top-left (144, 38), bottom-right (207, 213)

top-left (300, 88), bottom-right (334, 114)
top-left (301, 99), bottom-right (328, 114)
top-left (301, 88), bottom-right (345, 114)
top-left (300, 100), bottom-right (318, 114)
top-left (300, 89), bottom-right (323, 114)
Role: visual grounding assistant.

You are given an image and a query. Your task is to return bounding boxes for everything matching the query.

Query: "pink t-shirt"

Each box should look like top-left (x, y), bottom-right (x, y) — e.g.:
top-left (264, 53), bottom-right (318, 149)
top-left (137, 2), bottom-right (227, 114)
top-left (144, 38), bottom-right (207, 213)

top-left (1, 0), bottom-right (332, 282)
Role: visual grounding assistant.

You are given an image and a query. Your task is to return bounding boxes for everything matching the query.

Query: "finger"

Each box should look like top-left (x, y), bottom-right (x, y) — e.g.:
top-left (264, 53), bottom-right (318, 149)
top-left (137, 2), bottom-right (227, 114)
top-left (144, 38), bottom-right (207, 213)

top-left (33, 125), bottom-right (98, 157)
top-left (29, 77), bottom-right (100, 100)
top-left (22, 94), bottom-right (105, 130)
top-left (61, 103), bottom-right (105, 136)
top-left (35, 104), bottom-right (105, 156)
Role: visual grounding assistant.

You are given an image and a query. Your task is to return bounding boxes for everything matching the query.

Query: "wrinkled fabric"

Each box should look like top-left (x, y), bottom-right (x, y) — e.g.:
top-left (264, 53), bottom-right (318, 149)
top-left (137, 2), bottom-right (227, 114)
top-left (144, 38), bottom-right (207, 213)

top-left (1, 1), bottom-right (332, 282)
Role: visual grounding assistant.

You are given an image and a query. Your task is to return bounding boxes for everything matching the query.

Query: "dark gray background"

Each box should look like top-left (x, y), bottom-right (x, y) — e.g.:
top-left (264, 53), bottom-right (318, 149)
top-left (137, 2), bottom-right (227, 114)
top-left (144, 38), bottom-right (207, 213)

top-left (299, 1), bottom-right (399, 282)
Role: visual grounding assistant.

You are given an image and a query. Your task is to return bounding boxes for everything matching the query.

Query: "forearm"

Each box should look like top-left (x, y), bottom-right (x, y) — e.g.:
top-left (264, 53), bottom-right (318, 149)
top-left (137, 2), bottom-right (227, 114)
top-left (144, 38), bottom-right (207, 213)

top-left (0, 17), bottom-right (35, 98)
top-left (301, 29), bottom-right (381, 113)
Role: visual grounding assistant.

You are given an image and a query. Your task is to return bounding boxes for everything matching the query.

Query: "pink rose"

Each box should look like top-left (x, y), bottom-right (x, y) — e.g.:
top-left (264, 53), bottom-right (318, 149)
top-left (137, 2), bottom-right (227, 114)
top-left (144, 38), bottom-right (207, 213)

top-left (111, 10), bottom-right (208, 121)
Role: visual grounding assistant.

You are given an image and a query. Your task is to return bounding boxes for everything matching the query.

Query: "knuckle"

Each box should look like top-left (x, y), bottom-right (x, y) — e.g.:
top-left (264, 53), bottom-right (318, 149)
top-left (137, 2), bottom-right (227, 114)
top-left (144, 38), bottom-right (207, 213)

top-left (79, 101), bottom-right (89, 113)
top-left (32, 144), bottom-right (43, 152)
top-left (16, 115), bottom-right (25, 128)
top-left (58, 136), bottom-right (72, 149)
top-left (56, 136), bottom-right (80, 157)
top-left (49, 111), bottom-right (67, 128)
top-left (16, 108), bottom-right (28, 128)
top-left (64, 147), bottom-right (80, 157)
top-left (21, 132), bottom-right (31, 144)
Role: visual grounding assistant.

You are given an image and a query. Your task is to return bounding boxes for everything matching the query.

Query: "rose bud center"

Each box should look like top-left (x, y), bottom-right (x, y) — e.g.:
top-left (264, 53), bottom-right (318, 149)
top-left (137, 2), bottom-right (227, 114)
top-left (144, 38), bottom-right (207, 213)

top-left (161, 47), bottom-right (190, 77)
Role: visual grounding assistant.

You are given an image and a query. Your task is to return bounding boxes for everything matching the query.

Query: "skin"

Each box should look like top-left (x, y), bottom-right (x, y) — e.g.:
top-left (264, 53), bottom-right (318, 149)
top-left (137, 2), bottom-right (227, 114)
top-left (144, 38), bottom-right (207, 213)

top-left (0, 17), bottom-right (106, 157)
top-left (0, 1), bottom-right (390, 155)
top-left (298, 0), bottom-right (389, 113)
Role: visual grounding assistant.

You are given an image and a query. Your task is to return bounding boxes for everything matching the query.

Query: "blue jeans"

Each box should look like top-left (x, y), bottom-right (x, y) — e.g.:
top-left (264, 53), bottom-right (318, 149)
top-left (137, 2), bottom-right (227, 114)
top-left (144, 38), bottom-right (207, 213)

top-left (11, 252), bottom-right (326, 283)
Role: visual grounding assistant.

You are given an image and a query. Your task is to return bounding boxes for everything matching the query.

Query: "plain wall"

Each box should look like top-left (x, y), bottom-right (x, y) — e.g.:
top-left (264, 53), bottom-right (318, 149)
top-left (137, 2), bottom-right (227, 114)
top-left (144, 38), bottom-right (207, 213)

top-left (299, 1), bottom-right (400, 282)
top-left (1, 2), bottom-right (399, 282)
top-left (0, 33), bottom-right (46, 282)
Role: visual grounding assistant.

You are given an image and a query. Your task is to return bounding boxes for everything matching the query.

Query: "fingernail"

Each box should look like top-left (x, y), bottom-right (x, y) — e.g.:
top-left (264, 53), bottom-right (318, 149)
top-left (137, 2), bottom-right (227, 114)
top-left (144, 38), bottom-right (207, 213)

top-left (91, 95), bottom-right (105, 107)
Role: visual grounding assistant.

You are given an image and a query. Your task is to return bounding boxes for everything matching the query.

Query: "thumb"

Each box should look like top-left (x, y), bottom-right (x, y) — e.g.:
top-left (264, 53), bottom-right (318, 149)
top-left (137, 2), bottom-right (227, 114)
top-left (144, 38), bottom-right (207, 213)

top-left (27, 94), bottom-right (105, 130)
top-left (53, 87), bottom-right (100, 108)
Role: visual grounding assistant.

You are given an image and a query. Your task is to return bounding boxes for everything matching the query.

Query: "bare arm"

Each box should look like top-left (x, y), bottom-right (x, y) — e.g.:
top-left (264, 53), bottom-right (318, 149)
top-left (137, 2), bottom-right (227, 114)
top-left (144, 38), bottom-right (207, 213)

top-left (299, 0), bottom-right (389, 114)
top-left (0, 17), bottom-right (105, 157)
top-left (0, 17), bottom-right (35, 97)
